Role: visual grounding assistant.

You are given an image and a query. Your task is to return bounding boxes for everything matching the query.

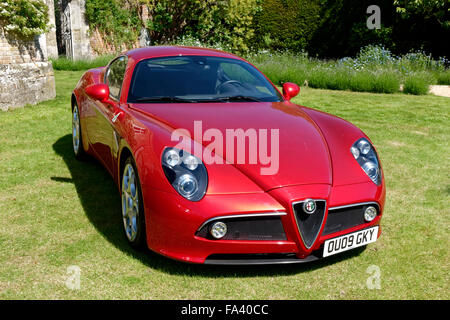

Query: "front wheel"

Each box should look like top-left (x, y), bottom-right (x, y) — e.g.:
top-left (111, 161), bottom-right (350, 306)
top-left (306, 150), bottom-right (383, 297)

top-left (121, 157), bottom-right (146, 248)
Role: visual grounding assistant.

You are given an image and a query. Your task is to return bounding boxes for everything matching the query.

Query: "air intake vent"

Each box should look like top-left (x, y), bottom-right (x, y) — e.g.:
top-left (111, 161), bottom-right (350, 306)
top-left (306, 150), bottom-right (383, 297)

top-left (292, 200), bottom-right (326, 249)
top-left (323, 203), bottom-right (379, 236)
top-left (195, 216), bottom-right (287, 241)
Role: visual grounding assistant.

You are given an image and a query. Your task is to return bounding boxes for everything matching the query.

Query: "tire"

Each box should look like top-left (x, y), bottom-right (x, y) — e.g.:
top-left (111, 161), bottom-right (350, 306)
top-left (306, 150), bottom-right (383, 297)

top-left (121, 156), bottom-right (146, 248)
top-left (72, 102), bottom-right (86, 160)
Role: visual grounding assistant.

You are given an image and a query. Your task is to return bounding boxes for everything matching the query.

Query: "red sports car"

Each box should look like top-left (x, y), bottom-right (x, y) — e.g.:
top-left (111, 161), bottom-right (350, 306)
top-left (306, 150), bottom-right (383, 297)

top-left (71, 46), bottom-right (385, 265)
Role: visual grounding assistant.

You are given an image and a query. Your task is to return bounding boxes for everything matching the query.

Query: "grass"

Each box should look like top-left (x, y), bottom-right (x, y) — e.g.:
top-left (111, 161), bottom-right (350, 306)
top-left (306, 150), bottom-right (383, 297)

top-left (307, 69), bottom-right (400, 94)
top-left (0, 70), bottom-right (449, 299)
top-left (247, 46), bottom-right (449, 95)
top-left (249, 52), bottom-right (402, 94)
top-left (51, 44), bottom-right (449, 95)
top-left (50, 55), bottom-right (115, 71)
top-left (436, 70), bottom-right (450, 85)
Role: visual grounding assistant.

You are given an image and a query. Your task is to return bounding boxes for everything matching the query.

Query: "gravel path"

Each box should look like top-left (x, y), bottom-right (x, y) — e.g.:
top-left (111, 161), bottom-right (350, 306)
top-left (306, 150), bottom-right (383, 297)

top-left (429, 85), bottom-right (450, 97)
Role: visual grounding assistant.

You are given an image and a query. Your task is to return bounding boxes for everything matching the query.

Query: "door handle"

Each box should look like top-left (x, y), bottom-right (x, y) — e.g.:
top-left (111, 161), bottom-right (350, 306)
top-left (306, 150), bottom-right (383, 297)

top-left (112, 111), bottom-right (123, 123)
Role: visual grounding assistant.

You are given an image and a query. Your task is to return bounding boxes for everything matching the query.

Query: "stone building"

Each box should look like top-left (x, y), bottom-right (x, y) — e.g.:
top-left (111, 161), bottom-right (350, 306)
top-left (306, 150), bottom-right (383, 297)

top-left (0, 0), bottom-right (57, 111)
top-left (56, 0), bottom-right (91, 60)
top-left (55, 0), bottom-right (150, 57)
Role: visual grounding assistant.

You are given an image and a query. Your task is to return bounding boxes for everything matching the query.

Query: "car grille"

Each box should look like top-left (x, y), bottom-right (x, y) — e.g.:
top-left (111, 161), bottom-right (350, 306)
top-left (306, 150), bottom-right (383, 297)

top-left (195, 216), bottom-right (287, 241)
top-left (322, 203), bottom-right (379, 236)
top-left (292, 200), bottom-right (326, 249)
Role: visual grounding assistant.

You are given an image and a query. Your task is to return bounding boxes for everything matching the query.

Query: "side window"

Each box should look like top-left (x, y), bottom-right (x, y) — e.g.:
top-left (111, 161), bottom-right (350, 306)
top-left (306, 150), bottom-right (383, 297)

top-left (105, 56), bottom-right (127, 100)
top-left (220, 62), bottom-right (256, 84)
top-left (219, 62), bottom-right (272, 95)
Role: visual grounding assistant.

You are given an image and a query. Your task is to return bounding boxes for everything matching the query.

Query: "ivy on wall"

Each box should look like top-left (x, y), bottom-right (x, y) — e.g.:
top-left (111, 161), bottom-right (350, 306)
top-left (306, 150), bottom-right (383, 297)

top-left (0, 0), bottom-right (49, 40)
top-left (85, 0), bottom-right (142, 51)
top-left (84, 0), bottom-right (261, 53)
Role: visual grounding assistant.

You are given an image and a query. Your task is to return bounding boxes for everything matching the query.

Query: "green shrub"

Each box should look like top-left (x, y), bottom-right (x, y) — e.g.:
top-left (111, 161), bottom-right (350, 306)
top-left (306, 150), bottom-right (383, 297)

top-left (307, 68), bottom-right (400, 94)
top-left (85, 0), bottom-right (142, 51)
top-left (85, 0), bottom-right (260, 54)
top-left (307, 68), bottom-right (329, 89)
top-left (397, 51), bottom-right (447, 74)
top-left (191, 0), bottom-right (262, 53)
top-left (248, 51), bottom-right (310, 85)
top-left (306, 0), bottom-right (395, 58)
top-left (403, 73), bottom-right (434, 95)
top-left (50, 55), bottom-right (115, 71)
top-left (253, 0), bottom-right (321, 52)
top-left (252, 0), bottom-right (447, 59)
top-left (348, 71), bottom-right (376, 92)
top-left (249, 50), bottom-right (403, 94)
top-left (147, 0), bottom-right (262, 53)
top-left (436, 71), bottom-right (450, 85)
top-left (308, 68), bottom-right (351, 91)
top-left (356, 45), bottom-right (396, 69)
top-left (252, 47), bottom-right (445, 94)
top-left (371, 71), bottom-right (400, 94)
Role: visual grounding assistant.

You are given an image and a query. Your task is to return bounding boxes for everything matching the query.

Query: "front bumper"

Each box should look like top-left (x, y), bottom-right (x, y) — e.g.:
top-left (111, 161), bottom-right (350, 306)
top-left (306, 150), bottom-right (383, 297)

top-left (204, 252), bottom-right (322, 265)
top-left (142, 181), bottom-right (385, 265)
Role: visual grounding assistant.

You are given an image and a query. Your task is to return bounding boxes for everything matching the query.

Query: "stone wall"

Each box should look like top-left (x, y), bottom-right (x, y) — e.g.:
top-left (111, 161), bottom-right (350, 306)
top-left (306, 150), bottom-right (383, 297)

top-left (0, 29), bottom-right (46, 64)
top-left (0, 28), bottom-right (56, 111)
top-left (0, 62), bottom-right (56, 111)
top-left (89, 27), bottom-right (142, 56)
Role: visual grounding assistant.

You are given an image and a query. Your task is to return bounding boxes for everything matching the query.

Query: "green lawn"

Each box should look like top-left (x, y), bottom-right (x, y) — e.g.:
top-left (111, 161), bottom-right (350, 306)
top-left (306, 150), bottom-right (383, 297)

top-left (0, 70), bottom-right (449, 299)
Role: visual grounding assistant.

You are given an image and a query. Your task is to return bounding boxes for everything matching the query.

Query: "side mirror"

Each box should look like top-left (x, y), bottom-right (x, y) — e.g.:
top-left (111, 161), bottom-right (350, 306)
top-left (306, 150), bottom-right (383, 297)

top-left (282, 82), bottom-right (300, 101)
top-left (85, 84), bottom-right (110, 102)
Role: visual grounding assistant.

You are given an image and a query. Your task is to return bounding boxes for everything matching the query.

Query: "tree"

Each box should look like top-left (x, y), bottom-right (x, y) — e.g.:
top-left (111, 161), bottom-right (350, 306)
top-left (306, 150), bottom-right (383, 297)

top-left (393, 0), bottom-right (450, 29)
top-left (146, 0), bottom-right (261, 52)
top-left (0, 0), bottom-right (49, 39)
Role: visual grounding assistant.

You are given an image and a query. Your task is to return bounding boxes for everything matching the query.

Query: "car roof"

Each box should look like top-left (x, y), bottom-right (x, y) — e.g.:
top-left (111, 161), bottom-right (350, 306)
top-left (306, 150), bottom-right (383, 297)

top-left (124, 46), bottom-right (244, 62)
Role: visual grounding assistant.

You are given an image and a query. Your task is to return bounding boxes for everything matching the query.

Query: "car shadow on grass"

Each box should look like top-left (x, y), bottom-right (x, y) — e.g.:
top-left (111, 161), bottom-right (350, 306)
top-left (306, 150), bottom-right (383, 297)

top-left (53, 134), bottom-right (366, 278)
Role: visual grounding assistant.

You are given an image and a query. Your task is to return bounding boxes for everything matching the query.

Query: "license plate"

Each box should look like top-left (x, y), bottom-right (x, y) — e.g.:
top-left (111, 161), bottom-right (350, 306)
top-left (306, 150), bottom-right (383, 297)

top-left (323, 226), bottom-right (379, 257)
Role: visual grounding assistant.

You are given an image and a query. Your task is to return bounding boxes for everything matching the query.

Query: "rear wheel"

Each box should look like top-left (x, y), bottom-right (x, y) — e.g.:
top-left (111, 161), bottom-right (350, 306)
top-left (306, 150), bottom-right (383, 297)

top-left (72, 102), bottom-right (86, 160)
top-left (121, 157), bottom-right (146, 248)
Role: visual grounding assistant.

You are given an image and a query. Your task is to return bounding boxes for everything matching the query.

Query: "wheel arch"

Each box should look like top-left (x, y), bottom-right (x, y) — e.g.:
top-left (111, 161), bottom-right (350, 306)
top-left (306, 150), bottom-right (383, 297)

top-left (71, 92), bottom-right (77, 111)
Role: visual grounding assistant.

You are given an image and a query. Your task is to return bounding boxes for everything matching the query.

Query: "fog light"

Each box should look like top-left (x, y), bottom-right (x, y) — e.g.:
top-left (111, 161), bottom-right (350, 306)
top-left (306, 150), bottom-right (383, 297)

top-left (364, 206), bottom-right (377, 222)
top-left (210, 221), bottom-right (227, 239)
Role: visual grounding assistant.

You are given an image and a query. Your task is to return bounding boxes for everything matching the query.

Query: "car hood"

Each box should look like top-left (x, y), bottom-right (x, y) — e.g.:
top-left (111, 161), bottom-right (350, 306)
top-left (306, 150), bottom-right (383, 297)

top-left (129, 101), bottom-right (333, 191)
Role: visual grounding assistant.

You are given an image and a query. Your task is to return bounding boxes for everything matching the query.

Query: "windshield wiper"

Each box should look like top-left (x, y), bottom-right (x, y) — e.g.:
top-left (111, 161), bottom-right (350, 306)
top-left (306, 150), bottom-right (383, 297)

top-left (134, 96), bottom-right (196, 103)
top-left (216, 95), bottom-right (261, 102)
top-left (134, 95), bottom-right (262, 103)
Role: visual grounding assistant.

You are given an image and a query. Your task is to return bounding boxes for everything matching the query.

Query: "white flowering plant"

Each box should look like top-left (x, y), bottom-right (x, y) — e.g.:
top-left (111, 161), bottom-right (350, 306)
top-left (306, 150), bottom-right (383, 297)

top-left (0, 0), bottom-right (49, 40)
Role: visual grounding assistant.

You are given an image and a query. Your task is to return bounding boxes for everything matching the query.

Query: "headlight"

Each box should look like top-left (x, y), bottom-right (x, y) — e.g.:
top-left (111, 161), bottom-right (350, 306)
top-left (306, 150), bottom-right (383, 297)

top-left (351, 138), bottom-right (381, 185)
top-left (162, 147), bottom-right (208, 201)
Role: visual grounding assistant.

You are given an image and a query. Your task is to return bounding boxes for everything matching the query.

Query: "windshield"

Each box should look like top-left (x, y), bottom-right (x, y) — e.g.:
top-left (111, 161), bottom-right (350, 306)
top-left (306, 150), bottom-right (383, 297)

top-left (127, 56), bottom-right (283, 103)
